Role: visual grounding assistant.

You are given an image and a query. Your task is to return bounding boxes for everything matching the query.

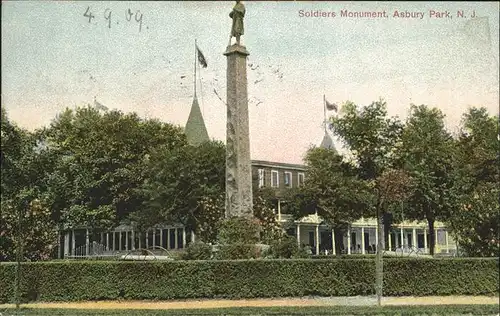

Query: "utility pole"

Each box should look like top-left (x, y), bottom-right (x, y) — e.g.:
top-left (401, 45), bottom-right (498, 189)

top-left (375, 198), bottom-right (384, 307)
top-left (14, 205), bottom-right (24, 310)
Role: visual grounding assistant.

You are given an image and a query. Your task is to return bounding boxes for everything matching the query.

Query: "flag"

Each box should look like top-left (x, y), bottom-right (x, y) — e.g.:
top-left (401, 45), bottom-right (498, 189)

top-left (94, 97), bottom-right (108, 111)
top-left (196, 45), bottom-right (208, 68)
top-left (463, 17), bottom-right (491, 48)
top-left (325, 99), bottom-right (338, 112)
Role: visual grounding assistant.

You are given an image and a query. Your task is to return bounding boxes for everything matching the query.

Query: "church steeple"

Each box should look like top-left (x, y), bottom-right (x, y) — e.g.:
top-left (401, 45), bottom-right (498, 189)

top-left (320, 129), bottom-right (336, 152)
top-left (185, 40), bottom-right (210, 146)
top-left (185, 95), bottom-right (209, 146)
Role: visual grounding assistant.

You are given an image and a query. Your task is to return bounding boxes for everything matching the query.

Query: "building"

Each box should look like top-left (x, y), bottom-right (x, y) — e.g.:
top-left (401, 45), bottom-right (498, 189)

top-left (249, 159), bottom-right (456, 256)
top-left (58, 94), bottom-right (457, 258)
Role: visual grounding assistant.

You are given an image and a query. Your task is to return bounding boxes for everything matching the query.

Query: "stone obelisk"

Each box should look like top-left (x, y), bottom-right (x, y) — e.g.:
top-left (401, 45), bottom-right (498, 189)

top-left (224, 0), bottom-right (253, 218)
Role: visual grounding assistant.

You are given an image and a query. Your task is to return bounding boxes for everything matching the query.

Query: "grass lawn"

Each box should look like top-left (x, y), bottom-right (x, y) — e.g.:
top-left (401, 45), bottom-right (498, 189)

top-left (1, 305), bottom-right (499, 315)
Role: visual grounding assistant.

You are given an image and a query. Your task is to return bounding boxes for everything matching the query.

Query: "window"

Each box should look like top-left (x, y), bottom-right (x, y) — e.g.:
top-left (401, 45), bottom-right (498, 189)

top-left (284, 171), bottom-right (292, 188)
top-left (271, 170), bottom-right (279, 188)
top-left (298, 173), bottom-right (305, 186)
top-left (258, 169), bottom-right (265, 188)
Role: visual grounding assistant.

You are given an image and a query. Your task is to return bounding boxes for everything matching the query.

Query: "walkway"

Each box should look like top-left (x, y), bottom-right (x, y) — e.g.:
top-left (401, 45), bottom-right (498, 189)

top-left (1, 296), bottom-right (498, 310)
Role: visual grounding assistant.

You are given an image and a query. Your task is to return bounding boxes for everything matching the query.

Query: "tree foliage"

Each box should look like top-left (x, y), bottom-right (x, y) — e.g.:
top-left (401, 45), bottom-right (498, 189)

top-left (285, 147), bottom-right (372, 226)
top-left (253, 188), bottom-right (282, 244)
top-left (1, 109), bottom-right (58, 261)
top-left (448, 107), bottom-right (499, 256)
top-left (330, 100), bottom-right (404, 181)
top-left (41, 106), bottom-right (187, 230)
top-left (398, 105), bottom-right (456, 255)
top-left (135, 140), bottom-right (226, 240)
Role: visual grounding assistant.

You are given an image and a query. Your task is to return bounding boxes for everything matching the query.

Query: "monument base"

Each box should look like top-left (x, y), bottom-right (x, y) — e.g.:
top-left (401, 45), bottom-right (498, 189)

top-left (225, 44), bottom-right (249, 55)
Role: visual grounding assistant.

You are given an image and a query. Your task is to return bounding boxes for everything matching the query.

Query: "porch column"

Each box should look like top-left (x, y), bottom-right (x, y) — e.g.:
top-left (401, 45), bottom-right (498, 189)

top-left (71, 229), bottom-right (76, 255)
top-left (412, 228), bottom-right (417, 249)
top-left (400, 226), bottom-right (404, 247)
top-left (182, 228), bottom-right (187, 248)
top-left (138, 232), bottom-right (142, 249)
top-left (388, 231), bottom-right (392, 250)
top-left (315, 224), bottom-right (319, 255)
top-left (64, 231), bottom-right (70, 256)
top-left (277, 199), bottom-right (282, 222)
top-left (100, 232), bottom-right (104, 245)
top-left (296, 224), bottom-right (301, 248)
top-left (57, 231), bottom-right (61, 259)
top-left (445, 230), bottom-right (449, 253)
top-left (146, 230), bottom-right (149, 249)
top-left (119, 231), bottom-right (122, 251)
top-left (191, 230), bottom-right (195, 243)
top-left (124, 231), bottom-right (128, 250)
top-left (166, 229), bottom-right (170, 249)
top-left (152, 228), bottom-right (156, 248)
top-left (131, 230), bottom-right (135, 250)
top-left (361, 227), bottom-right (365, 254)
top-left (331, 228), bottom-right (336, 255)
top-left (435, 229), bottom-right (439, 253)
top-left (105, 233), bottom-right (109, 249)
top-left (174, 228), bottom-right (178, 249)
top-left (347, 226), bottom-right (351, 255)
top-left (375, 225), bottom-right (378, 252)
top-left (424, 228), bottom-right (428, 253)
top-left (160, 229), bottom-right (163, 248)
top-left (85, 229), bottom-right (90, 256)
top-left (113, 232), bottom-right (116, 251)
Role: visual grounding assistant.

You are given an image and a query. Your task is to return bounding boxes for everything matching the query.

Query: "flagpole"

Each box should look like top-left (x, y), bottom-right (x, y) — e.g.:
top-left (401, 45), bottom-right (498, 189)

top-left (194, 39), bottom-right (197, 97)
top-left (323, 94), bottom-right (327, 132)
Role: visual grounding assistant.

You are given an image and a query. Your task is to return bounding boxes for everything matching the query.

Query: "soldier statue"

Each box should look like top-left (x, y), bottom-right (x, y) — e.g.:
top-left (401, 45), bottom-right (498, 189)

top-left (229, 0), bottom-right (245, 45)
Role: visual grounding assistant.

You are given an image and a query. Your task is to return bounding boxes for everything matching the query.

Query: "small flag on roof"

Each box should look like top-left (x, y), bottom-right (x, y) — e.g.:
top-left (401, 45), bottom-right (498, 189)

top-left (196, 45), bottom-right (208, 68)
top-left (325, 98), bottom-right (338, 112)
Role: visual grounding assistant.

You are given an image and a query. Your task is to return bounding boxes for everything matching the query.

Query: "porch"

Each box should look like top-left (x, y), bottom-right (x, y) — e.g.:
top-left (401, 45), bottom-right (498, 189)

top-left (280, 214), bottom-right (457, 255)
top-left (61, 225), bottom-right (194, 259)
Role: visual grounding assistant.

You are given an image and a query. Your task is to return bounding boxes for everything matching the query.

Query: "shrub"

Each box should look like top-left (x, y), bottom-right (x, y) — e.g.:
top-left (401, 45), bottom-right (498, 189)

top-left (266, 236), bottom-right (309, 259)
top-left (216, 217), bottom-right (261, 259)
top-left (217, 217), bottom-right (260, 245)
top-left (215, 243), bottom-right (259, 260)
top-left (181, 241), bottom-right (212, 260)
top-left (0, 258), bottom-right (497, 303)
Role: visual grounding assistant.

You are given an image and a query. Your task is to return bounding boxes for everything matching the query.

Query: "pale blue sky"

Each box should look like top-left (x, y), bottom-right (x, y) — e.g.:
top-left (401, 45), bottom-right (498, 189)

top-left (2, 1), bottom-right (499, 164)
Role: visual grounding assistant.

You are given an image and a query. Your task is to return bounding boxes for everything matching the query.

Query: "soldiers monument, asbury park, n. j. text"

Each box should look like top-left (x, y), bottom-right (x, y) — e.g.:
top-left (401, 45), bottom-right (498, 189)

top-left (224, 0), bottom-right (253, 219)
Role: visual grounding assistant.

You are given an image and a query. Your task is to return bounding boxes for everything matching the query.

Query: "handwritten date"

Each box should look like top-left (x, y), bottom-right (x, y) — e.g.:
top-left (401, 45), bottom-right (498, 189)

top-left (84, 7), bottom-right (144, 32)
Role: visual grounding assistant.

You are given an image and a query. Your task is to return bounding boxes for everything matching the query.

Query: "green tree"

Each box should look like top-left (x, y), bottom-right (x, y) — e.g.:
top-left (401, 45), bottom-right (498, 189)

top-left (449, 107), bottom-right (499, 256)
top-left (1, 109), bottom-right (58, 261)
top-left (253, 188), bottom-right (282, 244)
top-left (450, 182), bottom-right (499, 257)
top-left (398, 105), bottom-right (455, 256)
top-left (41, 106), bottom-right (187, 232)
top-left (329, 99), bottom-right (404, 306)
top-left (284, 146), bottom-right (373, 254)
top-left (135, 140), bottom-right (226, 242)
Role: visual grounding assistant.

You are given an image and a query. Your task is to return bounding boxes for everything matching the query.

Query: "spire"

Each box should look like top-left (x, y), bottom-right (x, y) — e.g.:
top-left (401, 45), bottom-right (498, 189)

top-left (320, 130), bottom-right (336, 152)
top-left (185, 95), bottom-right (209, 146)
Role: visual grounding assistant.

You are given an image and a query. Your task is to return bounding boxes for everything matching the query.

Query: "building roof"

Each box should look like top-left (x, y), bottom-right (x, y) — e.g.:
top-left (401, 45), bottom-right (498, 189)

top-left (251, 160), bottom-right (306, 171)
top-left (185, 95), bottom-right (209, 146)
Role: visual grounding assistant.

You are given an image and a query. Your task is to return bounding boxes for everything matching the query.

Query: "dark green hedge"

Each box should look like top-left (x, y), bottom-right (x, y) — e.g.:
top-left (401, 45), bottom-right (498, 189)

top-left (0, 258), bottom-right (497, 303)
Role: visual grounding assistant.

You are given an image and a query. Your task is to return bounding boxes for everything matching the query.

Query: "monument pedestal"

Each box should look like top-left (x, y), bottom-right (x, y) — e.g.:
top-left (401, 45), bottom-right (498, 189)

top-left (224, 44), bottom-right (253, 218)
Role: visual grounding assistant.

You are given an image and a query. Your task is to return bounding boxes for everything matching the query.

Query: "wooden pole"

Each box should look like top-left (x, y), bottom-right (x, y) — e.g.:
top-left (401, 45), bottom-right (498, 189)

top-left (375, 199), bottom-right (384, 307)
top-left (14, 206), bottom-right (23, 310)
